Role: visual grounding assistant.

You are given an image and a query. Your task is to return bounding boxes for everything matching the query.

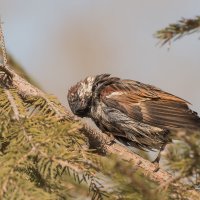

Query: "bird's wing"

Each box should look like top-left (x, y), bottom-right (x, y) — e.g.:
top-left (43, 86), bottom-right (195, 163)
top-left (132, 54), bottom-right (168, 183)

top-left (100, 79), bottom-right (200, 130)
top-left (102, 106), bottom-right (168, 150)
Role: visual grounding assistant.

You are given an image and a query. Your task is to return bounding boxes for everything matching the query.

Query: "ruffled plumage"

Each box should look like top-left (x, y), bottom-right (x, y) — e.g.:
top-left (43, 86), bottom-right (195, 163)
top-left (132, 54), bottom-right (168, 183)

top-left (68, 74), bottom-right (200, 152)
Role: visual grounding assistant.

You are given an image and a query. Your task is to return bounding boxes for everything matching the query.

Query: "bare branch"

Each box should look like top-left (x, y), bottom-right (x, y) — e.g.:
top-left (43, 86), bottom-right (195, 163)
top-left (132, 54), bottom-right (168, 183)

top-left (0, 18), bottom-right (7, 66)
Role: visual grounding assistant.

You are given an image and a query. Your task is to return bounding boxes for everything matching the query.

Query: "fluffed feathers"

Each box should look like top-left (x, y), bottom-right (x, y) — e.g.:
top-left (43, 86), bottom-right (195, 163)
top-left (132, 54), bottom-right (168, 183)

top-left (68, 74), bottom-right (200, 152)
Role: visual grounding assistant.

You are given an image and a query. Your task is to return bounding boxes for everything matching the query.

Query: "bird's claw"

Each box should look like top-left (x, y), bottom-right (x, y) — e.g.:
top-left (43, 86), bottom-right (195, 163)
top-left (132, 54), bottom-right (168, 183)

top-left (152, 158), bottom-right (160, 172)
top-left (153, 162), bottom-right (160, 172)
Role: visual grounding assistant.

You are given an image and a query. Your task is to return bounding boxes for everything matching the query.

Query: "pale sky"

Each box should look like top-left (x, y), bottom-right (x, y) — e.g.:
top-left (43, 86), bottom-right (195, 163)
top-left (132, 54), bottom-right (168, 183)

top-left (1, 0), bottom-right (200, 113)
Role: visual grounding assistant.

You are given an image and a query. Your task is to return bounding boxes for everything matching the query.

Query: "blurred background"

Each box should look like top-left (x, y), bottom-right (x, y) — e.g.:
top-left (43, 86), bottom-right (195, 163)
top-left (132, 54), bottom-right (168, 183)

top-left (0, 0), bottom-right (200, 113)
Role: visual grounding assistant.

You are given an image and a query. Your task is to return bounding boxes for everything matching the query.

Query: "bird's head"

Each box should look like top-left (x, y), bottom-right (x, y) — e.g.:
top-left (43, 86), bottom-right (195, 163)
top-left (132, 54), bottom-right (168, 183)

top-left (68, 74), bottom-right (114, 117)
top-left (67, 76), bottom-right (96, 117)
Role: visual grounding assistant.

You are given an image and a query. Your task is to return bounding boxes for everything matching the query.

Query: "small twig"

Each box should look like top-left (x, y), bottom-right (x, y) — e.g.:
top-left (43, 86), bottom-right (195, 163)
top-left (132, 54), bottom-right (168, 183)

top-left (0, 21), bottom-right (13, 87)
top-left (0, 18), bottom-right (7, 66)
top-left (155, 16), bottom-right (200, 46)
top-left (4, 89), bottom-right (20, 120)
top-left (39, 150), bottom-right (82, 174)
top-left (0, 149), bottom-right (34, 199)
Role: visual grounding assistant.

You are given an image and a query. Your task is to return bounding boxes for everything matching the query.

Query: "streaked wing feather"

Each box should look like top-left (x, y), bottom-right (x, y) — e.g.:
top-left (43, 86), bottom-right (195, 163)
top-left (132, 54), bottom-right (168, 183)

top-left (103, 107), bottom-right (169, 150)
top-left (101, 80), bottom-right (200, 130)
top-left (141, 100), bottom-right (200, 129)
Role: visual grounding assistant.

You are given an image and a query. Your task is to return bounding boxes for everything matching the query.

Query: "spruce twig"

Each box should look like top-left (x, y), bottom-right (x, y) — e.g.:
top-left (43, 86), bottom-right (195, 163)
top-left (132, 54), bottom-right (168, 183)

top-left (0, 18), bottom-right (7, 66)
top-left (155, 16), bottom-right (200, 46)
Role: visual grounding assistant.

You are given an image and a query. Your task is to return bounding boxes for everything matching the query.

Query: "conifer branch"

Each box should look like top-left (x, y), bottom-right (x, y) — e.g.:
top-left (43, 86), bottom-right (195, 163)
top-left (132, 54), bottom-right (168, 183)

top-left (0, 18), bottom-right (7, 66)
top-left (155, 16), bottom-right (200, 45)
top-left (0, 63), bottom-right (68, 118)
top-left (74, 124), bottom-right (200, 199)
top-left (0, 57), bottom-right (185, 187)
top-left (0, 20), bottom-right (66, 118)
top-left (4, 89), bottom-right (20, 120)
top-left (1, 60), bottom-right (174, 184)
top-left (1, 149), bottom-right (34, 199)
top-left (0, 50), bottom-right (176, 185)
top-left (82, 124), bottom-right (173, 181)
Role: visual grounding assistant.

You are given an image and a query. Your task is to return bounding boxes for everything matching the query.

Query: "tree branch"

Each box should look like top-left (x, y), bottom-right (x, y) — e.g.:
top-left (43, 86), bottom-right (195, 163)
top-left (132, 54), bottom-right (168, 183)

top-left (155, 16), bottom-right (200, 46)
top-left (0, 21), bottom-right (199, 198)
top-left (1, 62), bottom-right (173, 183)
top-left (0, 63), bottom-right (183, 182)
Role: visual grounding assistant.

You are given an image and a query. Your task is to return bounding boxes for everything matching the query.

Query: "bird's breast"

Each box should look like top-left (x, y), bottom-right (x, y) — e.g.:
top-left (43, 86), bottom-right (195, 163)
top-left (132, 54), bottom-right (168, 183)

top-left (90, 103), bottom-right (112, 132)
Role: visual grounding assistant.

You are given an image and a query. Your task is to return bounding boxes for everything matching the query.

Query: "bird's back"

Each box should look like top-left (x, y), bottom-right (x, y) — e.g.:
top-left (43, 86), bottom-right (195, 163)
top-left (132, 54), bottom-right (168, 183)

top-left (99, 79), bottom-right (200, 131)
top-left (90, 77), bottom-right (200, 150)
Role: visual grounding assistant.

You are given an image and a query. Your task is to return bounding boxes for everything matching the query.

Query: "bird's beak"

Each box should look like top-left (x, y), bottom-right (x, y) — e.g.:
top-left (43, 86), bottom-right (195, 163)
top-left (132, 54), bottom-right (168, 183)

top-left (73, 102), bottom-right (88, 117)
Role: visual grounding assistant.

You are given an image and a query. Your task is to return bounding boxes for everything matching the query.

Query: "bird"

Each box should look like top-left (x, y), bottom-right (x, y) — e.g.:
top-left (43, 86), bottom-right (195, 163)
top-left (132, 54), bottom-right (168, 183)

top-left (67, 74), bottom-right (200, 167)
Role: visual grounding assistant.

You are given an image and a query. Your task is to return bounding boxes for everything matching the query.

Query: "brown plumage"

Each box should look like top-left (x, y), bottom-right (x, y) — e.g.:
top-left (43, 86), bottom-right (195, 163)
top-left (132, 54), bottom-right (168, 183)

top-left (67, 74), bottom-right (200, 165)
top-left (101, 79), bottom-right (199, 130)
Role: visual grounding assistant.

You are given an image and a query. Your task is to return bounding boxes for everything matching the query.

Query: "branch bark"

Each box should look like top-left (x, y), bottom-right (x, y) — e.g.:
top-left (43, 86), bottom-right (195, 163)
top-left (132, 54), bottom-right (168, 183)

top-left (82, 123), bottom-right (172, 182)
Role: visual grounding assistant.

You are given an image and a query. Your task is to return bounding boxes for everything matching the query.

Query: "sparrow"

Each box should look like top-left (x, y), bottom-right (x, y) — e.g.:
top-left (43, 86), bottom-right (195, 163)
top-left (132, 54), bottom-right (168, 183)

top-left (67, 74), bottom-right (200, 165)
